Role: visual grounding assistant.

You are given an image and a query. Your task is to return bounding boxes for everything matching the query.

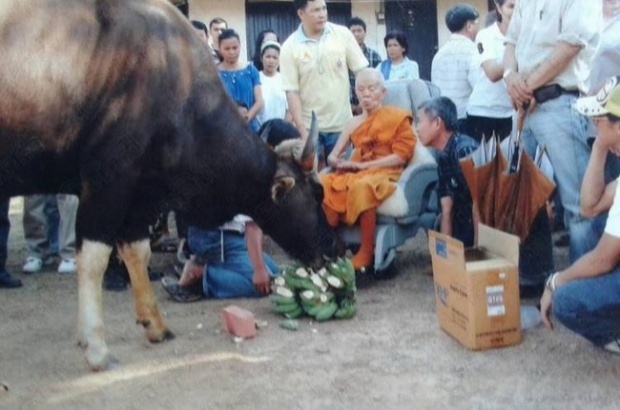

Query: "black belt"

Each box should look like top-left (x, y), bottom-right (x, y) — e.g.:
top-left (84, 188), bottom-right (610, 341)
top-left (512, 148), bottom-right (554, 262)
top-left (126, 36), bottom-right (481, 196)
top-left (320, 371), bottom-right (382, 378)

top-left (533, 84), bottom-right (580, 104)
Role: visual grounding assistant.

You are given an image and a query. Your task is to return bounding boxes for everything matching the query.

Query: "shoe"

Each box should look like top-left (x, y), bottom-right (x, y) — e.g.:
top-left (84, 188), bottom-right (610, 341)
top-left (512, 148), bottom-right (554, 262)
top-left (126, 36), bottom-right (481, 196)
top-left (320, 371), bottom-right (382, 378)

top-left (0, 271), bottom-right (22, 288)
top-left (57, 258), bottom-right (77, 274)
top-left (22, 257), bottom-right (43, 273)
top-left (604, 339), bottom-right (620, 355)
top-left (161, 276), bottom-right (203, 303)
top-left (103, 262), bottom-right (129, 291)
top-left (147, 268), bottom-right (164, 282)
top-left (554, 233), bottom-right (570, 248)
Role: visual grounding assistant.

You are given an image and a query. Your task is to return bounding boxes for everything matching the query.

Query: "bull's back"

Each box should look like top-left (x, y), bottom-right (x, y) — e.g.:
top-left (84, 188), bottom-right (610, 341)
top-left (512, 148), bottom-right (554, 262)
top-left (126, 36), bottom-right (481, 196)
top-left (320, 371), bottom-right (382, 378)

top-left (0, 0), bottom-right (214, 197)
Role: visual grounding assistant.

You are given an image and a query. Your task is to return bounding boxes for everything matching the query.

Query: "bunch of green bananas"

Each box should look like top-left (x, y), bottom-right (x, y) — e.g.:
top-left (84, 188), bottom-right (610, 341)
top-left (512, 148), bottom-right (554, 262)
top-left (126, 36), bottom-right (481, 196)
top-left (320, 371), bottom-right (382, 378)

top-left (270, 258), bottom-right (357, 321)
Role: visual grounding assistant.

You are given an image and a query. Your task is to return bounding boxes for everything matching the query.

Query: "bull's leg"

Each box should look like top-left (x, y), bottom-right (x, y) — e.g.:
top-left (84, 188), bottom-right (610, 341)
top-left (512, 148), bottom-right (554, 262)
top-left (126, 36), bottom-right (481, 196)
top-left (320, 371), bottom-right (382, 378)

top-left (117, 240), bottom-right (174, 343)
top-left (76, 240), bottom-right (117, 371)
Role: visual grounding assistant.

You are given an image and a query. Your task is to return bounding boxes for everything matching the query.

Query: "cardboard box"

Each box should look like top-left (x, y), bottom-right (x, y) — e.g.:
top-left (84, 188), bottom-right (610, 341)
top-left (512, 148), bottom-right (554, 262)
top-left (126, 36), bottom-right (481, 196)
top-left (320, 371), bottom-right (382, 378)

top-left (429, 225), bottom-right (521, 350)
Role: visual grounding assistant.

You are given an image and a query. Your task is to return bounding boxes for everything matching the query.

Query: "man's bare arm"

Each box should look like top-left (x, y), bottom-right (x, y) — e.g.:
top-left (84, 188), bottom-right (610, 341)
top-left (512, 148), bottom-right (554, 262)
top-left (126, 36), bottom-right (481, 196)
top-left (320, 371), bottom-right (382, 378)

top-left (440, 197), bottom-right (453, 237)
top-left (580, 139), bottom-right (618, 217)
top-left (556, 234), bottom-right (620, 286)
top-left (524, 41), bottom-right (581, 91)
top-left (286, 91), bottom-right (308, 140)
top-left (503, 43), bottom-right (532, 106)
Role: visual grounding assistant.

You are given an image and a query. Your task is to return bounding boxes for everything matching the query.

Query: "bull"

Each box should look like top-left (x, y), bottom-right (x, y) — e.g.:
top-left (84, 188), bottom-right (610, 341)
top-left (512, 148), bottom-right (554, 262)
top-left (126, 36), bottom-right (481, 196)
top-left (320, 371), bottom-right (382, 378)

top-left (0, 0), bottom-right (337, 370)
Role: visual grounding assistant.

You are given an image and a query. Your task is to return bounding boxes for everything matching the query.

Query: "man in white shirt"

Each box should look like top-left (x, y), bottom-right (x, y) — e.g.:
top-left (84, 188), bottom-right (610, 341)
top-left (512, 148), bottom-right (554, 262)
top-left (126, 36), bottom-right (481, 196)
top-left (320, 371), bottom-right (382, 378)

top-left (503, 0), bottom-right (603, 263)
top-left (431, 4), bottom-right (480, 133)
top-left (540, 76), bottom-right (620, 355)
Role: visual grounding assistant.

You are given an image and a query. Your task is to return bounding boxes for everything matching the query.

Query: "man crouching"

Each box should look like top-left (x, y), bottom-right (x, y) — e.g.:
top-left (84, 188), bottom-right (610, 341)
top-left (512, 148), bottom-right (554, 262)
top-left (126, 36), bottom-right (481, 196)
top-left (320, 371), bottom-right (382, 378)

top-left (540, 76), bottom-right (620, 354)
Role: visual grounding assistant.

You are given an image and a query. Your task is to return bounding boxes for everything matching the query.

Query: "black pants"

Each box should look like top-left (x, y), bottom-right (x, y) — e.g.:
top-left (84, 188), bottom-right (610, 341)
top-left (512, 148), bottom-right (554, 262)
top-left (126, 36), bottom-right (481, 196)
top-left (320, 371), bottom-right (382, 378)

top-left (466, 115), bottom-right (512, 142)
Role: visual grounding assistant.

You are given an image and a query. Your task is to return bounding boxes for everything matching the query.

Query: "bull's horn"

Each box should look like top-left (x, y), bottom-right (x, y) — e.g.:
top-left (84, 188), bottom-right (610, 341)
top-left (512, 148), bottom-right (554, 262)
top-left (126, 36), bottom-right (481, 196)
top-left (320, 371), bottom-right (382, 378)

top-left (258, 121), bottom-right (272, 143)
top-left (299, 112), bottom-right (318, 172)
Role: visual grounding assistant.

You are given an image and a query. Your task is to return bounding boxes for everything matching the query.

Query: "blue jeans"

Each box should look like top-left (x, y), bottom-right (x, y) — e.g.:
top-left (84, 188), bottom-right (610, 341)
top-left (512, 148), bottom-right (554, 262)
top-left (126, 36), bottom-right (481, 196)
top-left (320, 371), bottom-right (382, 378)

top-left (520, 94), bottom-right (603, 262)
top-left (0, 200), bottom-right (9, 271)
top-left (553, 266), bottom-right (620, 347)
top-left (318, 131), bottom-right (340, 159)
top-left (187, 227), bottom-right (278, 299)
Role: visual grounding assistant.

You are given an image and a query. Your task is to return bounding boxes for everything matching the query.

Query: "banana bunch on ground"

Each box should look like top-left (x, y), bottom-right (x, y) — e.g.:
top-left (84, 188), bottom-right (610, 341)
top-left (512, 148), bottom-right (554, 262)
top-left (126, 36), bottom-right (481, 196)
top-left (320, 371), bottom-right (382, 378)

top-left (270, 257), bottom-right (357, 321)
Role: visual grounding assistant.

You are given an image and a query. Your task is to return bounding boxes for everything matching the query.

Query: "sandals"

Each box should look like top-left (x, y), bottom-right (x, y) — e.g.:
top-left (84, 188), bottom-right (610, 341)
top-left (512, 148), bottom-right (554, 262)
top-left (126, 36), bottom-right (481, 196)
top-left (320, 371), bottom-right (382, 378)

top-left (161, 276), bottom-right (203, 303)
top-left (150, 237), bottom-right (179, 253)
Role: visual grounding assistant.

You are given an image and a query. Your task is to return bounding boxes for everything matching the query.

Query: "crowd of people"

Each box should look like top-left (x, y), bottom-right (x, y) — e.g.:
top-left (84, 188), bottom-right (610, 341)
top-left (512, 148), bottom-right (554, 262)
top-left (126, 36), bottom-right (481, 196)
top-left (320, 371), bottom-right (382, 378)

top-left (2, 0), bottom-right (619, 358)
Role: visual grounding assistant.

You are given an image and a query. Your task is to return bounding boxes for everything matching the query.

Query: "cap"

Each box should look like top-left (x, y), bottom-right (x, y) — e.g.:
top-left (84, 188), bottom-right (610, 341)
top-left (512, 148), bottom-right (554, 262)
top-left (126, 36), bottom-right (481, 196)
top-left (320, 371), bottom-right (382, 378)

top-left (574, 76), bottom-right (620, 117)
top-left (260, 40), bottom-right (280, 55)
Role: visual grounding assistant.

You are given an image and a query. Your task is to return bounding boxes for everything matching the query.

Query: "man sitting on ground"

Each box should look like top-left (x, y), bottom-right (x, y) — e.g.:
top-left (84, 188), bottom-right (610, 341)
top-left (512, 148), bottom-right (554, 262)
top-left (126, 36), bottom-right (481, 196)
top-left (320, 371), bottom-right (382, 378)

top-left (320, 68), bottom-right (416, 273)
top-left (540, 76), bottom-right (620, 354)
top-left (416, 96), bottom-right (479, 247)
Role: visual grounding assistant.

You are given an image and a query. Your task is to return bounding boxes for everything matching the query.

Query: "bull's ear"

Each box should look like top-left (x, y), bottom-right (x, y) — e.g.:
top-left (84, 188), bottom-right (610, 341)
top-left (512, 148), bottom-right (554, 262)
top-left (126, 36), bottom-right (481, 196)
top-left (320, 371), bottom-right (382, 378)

top-left (271, 176), bottom-right (296, 203)
top-left (299, 112), bottom-right (318, 172)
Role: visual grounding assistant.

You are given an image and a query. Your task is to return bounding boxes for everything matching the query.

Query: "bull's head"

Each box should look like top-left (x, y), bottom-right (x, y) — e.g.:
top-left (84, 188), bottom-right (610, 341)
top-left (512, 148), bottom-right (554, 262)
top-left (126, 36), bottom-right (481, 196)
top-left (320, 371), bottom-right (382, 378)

top-left (257, 115), bottom-right (339, 269)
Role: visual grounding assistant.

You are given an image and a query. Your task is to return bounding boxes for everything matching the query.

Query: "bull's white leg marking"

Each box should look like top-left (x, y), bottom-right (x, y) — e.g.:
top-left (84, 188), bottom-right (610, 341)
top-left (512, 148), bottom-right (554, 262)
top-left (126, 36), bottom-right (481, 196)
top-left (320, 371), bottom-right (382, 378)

top-left (77, 240), bottom-right (116, 371)
top-left (117, 240), bottom-right (174, 343)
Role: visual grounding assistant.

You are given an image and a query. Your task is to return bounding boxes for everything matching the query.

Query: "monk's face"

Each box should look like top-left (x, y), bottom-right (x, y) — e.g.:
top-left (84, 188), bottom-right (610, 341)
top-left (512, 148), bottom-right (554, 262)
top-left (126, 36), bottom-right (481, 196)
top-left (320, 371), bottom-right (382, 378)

top-left (355, 74), bottom-right (386, 113)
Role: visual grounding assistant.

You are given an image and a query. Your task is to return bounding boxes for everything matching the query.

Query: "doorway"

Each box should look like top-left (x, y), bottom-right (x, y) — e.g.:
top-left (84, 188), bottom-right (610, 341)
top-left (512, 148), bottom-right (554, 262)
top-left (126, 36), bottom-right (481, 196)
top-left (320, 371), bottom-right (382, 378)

top-left (385, 0), bottom-right (438, 80)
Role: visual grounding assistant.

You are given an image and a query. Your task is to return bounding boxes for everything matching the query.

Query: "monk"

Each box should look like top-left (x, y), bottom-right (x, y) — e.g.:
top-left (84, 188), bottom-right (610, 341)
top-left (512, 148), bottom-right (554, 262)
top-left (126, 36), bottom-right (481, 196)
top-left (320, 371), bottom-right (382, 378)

top-left (321, 68), bottom-right (416, 271)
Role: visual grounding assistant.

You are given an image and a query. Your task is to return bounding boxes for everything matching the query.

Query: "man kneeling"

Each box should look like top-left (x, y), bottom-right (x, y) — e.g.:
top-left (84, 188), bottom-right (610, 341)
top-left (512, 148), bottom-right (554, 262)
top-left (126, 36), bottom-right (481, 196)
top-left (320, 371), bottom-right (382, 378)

top-left (321, 68), bottom-right (416, 272)
top-left (540, 76), bottom-right (620, 354)
top-left (162, 215), bottom-right (278, 302)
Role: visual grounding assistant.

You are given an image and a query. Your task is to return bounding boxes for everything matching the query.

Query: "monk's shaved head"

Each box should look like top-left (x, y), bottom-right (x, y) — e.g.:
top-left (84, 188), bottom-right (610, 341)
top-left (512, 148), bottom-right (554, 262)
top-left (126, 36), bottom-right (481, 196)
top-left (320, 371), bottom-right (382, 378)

top-left (355, 68), bottom-right (385, 89)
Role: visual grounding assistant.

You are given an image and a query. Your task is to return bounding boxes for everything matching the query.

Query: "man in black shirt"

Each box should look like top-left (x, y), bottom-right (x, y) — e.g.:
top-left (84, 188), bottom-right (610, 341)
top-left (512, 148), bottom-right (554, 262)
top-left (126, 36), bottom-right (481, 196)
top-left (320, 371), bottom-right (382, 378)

top-left (417, 97), bottom-right (479, 246)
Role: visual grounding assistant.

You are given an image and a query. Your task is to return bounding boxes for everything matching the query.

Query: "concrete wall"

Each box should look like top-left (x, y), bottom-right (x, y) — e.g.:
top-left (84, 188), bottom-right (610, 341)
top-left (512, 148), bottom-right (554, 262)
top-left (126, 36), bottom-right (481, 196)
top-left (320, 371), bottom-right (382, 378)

top-left (351, 0), bottom-right (387, 60)
top-left (437, 0), bottom-right (491, 46)
top-left (190, 0), bottom-right (249, 62)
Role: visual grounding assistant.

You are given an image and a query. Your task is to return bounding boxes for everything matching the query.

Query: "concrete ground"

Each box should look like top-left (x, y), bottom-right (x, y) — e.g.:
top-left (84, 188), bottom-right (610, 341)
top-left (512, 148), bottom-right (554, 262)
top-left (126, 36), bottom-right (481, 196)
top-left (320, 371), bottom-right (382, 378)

top-left (1, 197), bottom-right (619, 410)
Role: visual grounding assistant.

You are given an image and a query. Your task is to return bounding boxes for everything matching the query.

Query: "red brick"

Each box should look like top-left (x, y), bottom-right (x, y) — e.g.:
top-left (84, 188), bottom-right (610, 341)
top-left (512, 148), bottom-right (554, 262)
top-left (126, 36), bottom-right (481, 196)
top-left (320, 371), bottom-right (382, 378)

top-left (220, 305), bottom-right (257, 339)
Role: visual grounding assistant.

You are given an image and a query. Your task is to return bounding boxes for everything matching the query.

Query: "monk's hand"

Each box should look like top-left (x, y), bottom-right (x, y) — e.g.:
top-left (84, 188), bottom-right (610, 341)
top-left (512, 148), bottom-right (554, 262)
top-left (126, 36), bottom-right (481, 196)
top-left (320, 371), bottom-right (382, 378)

top-left (327, 154), bottom-right (342, 169)
top-left (540, 288), bottom-right (554, 330)
top-left (253, 267), bottom-right (271, 295)
top-left (336, 161), bottom-right (365, 172)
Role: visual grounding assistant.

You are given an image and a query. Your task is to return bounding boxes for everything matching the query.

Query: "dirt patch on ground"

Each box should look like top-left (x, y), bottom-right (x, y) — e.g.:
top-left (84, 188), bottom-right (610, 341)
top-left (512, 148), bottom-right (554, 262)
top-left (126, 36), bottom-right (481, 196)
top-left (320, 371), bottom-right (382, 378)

top-left (1, 198), bottom-right (618, 409)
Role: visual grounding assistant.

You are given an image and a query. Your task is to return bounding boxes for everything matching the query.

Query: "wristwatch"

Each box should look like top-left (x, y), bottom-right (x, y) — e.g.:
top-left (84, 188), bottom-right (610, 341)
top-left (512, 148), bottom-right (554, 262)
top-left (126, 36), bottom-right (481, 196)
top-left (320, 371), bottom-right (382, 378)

top-left (502, 68), bottom-right (514, 80)
top-left (545, 272), bottom-right (558, 292)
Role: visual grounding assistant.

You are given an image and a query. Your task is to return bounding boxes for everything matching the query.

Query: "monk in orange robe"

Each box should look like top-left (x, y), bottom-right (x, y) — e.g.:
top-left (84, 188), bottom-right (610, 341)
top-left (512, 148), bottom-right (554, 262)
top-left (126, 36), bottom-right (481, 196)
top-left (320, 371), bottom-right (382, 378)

top-left (321, 68), bottom-right (416, 271)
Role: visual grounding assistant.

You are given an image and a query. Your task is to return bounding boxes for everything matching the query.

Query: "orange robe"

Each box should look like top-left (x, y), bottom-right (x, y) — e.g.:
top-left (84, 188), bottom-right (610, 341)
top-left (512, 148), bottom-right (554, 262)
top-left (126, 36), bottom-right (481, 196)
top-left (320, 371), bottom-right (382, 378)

top-left (321, 106), bottom-right (417, 226)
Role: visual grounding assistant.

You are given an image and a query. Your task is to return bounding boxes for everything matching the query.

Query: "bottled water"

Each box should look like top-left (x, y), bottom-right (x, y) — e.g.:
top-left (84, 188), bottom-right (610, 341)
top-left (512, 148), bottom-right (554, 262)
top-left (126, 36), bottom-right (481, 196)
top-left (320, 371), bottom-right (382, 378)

top-left (520, 305), bottom-right (542, 330)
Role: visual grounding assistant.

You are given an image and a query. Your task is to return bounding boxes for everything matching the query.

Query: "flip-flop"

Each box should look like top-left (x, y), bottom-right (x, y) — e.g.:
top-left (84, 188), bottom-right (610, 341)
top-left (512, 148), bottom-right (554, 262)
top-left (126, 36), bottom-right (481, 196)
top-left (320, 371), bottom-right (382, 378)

top-left (161, 277), bottom-right (203, 303)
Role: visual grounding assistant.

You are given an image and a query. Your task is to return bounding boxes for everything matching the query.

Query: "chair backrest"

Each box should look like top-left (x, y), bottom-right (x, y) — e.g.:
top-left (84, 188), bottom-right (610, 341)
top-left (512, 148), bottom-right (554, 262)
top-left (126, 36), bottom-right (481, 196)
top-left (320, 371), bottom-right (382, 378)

top-left (384, 79), bottom-right (441, 124)
top-left (383, 80), bottom-right (414, 114)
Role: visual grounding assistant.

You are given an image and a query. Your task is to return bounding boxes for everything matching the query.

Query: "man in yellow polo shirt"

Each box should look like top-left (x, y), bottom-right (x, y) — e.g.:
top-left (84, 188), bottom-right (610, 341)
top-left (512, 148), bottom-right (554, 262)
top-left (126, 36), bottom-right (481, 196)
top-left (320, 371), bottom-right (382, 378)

top-left (281, 0), bottom-right (368, 161)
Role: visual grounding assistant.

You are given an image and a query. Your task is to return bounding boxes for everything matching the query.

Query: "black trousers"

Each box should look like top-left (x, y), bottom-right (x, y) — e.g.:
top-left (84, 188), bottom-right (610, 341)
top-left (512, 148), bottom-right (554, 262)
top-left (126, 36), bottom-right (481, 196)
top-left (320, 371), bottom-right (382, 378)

top-left (466, 115), bottom-right (513, 142)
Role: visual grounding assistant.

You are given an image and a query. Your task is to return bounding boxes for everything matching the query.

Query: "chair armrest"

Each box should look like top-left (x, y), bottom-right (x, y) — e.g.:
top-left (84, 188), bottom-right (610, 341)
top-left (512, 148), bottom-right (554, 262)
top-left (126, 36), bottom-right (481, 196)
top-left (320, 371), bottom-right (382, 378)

top-left (397, 162), bottom-right (438, 219)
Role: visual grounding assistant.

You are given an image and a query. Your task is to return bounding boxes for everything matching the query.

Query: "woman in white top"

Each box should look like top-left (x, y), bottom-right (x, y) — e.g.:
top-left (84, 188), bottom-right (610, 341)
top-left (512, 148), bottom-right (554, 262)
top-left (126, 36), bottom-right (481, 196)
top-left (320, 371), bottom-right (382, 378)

top-left (465, 0), bottom-right (516, 142)
top-left (257, 41), bottom-right (288, 125)
top-left (378, 31), bottom-right (420, 82)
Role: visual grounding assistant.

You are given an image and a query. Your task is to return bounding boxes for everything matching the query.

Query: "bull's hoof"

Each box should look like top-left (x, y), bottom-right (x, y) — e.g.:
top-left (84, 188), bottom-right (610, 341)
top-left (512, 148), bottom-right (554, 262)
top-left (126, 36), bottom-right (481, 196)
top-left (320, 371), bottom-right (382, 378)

top-left (147, 327), bottom-right (175, 343)
top-left (86, 351), bottom-right (120, 372)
